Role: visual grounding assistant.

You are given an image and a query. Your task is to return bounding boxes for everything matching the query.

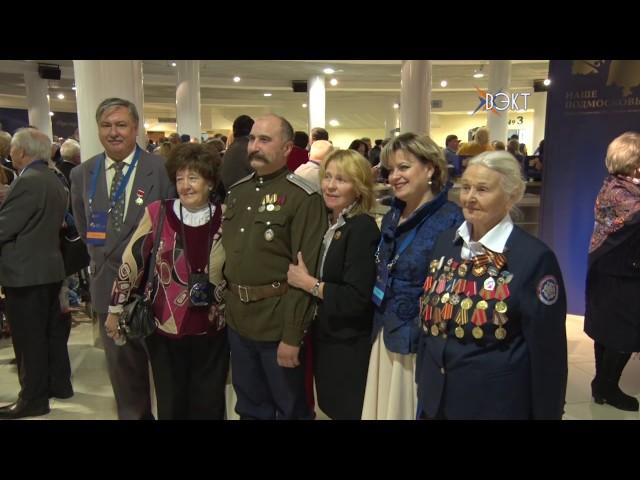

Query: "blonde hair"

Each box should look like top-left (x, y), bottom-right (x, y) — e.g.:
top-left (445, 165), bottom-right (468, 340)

top-left (380, 132), bottom-right (448, 194)
top-left (467, 151), bottom-right (526, 205)
top-left (320, 149), bottom-right (375, 217)
top-left (605, 132), bottom-right (640, 175)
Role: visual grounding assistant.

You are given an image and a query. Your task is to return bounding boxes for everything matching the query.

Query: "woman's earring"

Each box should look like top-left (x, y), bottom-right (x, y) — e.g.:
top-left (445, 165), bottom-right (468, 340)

top-left (428, 178), bottom-right (433, 185)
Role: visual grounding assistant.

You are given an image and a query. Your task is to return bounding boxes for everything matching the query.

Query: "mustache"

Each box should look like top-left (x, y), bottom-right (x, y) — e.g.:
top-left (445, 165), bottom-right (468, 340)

top-left (248, 152), bottom-right (269, 163)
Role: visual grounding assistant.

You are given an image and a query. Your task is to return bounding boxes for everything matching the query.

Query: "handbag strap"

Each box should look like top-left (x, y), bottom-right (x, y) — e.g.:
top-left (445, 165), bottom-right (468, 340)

top-left (144, 200), bottom-right (166, 296)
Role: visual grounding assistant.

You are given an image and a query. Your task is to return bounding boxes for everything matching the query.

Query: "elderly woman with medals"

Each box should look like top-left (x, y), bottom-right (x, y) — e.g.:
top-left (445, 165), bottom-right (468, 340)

top-left (105, 143), bottom-right (229, 419)
top-left (361, 133), bottom-right (464, 420)
top-left (416, 150), bottom-right (568, 420)
top-left (287, 149), bottom-right (380, 420)
top-left (585, 132), bottom-right (640, 412)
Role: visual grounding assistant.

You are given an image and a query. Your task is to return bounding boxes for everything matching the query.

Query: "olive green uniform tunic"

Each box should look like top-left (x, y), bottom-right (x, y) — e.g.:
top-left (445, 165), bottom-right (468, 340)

top-left (222, 167), bottom-right (326, 346)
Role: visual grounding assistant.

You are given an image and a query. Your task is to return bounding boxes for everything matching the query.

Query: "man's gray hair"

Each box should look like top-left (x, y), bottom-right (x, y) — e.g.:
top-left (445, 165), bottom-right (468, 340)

top-left (60, 138), bottom-right (81, 161)
top-left (11, 128), bottom-right (51, 162)
top-left (95, 97), bottom-right (139, 126)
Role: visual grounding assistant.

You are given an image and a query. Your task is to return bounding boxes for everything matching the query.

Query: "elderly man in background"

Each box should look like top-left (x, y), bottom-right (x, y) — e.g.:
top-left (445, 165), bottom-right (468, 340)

top-left (0, 128), bottom-right (69, 419)
top-left (294, 140), bottom-right (333, 191)
top-left (58, 139), bottom-right (81, 185)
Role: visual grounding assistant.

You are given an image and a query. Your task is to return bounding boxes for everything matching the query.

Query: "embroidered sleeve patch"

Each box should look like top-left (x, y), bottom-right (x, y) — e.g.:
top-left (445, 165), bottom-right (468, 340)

top-left (537, 275), bottom-right (559, 305)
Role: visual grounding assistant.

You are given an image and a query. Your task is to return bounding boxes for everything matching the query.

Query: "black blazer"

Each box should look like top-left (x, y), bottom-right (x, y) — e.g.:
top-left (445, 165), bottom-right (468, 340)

top-left (315, 213), bottom-right (380, 340)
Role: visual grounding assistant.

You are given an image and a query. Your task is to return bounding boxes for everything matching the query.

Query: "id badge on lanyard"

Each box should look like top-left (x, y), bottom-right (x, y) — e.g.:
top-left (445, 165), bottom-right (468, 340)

top-left (86, 212), bottom-right (108, 246)
top-left (371, 212), bottom-right (427, 307)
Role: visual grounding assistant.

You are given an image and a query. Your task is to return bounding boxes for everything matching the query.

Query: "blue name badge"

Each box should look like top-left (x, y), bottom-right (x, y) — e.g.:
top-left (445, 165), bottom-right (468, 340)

top-left (86, 211), bottom-right (108, 246)
top-left (372, 269), bottom-right (389, 307)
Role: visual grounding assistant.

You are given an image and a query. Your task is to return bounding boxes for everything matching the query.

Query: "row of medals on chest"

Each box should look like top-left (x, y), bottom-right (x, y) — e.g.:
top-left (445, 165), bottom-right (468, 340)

top-left (420, 257), bottom-right (513, 341)
top-left (255, 193), bottom-right (286, 242)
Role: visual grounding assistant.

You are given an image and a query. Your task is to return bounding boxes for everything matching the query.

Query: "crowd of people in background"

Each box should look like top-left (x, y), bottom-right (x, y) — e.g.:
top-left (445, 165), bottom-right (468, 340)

top-left (1, 103), bottom-right (635, 422)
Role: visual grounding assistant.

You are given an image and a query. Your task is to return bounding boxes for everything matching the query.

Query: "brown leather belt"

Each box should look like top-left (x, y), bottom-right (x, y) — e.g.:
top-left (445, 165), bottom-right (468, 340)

top-left (228, 281), bottom-right (289, 303)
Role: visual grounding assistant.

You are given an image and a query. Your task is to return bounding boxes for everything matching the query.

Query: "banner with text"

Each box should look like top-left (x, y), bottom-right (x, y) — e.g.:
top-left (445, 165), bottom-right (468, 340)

top-left (541, 60), bottom-right (640, 314)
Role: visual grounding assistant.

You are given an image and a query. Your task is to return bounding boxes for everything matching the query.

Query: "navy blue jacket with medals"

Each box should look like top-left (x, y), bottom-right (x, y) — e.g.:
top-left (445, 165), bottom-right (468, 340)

top-left (416, 225), bottom-right (568, 420)
top-left (372, 188), bottom-right (464, 354)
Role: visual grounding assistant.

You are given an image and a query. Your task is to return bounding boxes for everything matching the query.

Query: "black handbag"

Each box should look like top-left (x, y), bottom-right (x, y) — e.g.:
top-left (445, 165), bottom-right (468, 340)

top-left (119, 202), bottom-right (166, 340)
top-left (60, 227), bottom-right (90, 276)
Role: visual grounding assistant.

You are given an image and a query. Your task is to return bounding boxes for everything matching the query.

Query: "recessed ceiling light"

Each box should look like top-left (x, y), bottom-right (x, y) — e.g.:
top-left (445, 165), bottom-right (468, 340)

top-left (57, 93), bottom-right (65, 100)
top-left (302, 103), bottom-right (307, 108)
top-left (49, 112), bottom-right (54, 116)
top-left (473, 72), bottom-right (484, 79)
top-left (393, 103), bottom-right (400, 109)
top-left (543, 78), bottom-right (551, 86)
top-left (323, 68), bottom-right (335, 75)
top-left (329, 119), bottom-right (340, 127)
top-left (329, 78), bottom-right (338, 86)
top-left (440, 80), bottom-right (448, 88)
top-left (171, 62), bottom-right (177, 67)
top-left (233, 76), bottom-right (241, 83)
top-left (263, 93), bottom-right (272, 97)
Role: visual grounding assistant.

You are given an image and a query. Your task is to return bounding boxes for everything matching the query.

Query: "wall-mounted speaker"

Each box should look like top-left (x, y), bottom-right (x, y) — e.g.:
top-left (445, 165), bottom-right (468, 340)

top-left (291, 80), bottom-right (308, 93)
top-left (38, 64), bottom-right (61, 80)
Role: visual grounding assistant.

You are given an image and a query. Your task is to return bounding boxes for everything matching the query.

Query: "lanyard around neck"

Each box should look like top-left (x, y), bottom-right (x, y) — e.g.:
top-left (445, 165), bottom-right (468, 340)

top-left (88, 146), bottom-right (141, 213)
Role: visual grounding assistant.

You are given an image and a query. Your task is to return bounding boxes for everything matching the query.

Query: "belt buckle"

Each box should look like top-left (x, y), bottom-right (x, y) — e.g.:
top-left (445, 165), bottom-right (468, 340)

top-left (238, 285), bottom-right (250, 303)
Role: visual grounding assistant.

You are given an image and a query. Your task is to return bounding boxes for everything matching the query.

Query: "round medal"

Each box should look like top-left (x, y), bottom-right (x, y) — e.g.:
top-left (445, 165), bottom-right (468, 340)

top-left (497, 276), bottom-right (505, 286)
top-left (501, 271), bottom-right (513, 284)
top-left (264, 229), bottom-right (275, 242)
top-left (472, 326), bottom-right (484, 339)
top-left (441, 292), bottom-right (450, 304)
top-left (135, 196), bottom-right (144, 206)
top-left (431, 325), bottom-right (440, 336)
top-left (266, 204), bottom-right (275, 212)
top-left (487, 265), bottom-right (499, 277)
top-left (476, 300), bottom-right (489, 310)
top-left (460, 298), bottom-right (473, 310)
top-left (455, 326), bottom-right (465, 338)
top-left (431, 295), bottom-right (440, 306)
top-left (495, 301), bottom-right (508, 314)
top-left (495, 327), bottom-right (507, 340)
top-left (458, 263), bottom-right (468, 277)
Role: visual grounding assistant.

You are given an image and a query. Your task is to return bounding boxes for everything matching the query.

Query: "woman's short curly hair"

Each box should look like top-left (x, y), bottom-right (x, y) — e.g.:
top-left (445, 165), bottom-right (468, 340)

top-left (165, 143), bottom-right (221, 186)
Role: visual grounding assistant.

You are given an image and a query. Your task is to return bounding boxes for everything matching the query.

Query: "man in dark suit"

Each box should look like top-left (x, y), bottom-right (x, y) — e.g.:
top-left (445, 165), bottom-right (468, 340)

top-left (0, 128), bottom-right (69, 419)
top-left (219, 114), bottom-right (254, 191)
top-left (70, 97), bottom-right (173, 420)
top-left (58, 138), bottom-right (81, 185)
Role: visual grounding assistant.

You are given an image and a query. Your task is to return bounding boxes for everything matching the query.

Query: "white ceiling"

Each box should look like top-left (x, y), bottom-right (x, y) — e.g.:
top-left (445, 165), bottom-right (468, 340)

top-left (0, 60), bottom-right (549, 130)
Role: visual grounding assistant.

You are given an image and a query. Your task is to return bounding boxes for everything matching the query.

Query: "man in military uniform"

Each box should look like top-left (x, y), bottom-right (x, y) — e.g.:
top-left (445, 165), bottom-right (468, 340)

top-left (223, 114), bottom-right (325, 420)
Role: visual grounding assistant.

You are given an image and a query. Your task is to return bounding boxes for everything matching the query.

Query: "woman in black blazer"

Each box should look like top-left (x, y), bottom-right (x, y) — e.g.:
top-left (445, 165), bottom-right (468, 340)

top-left (288, 149), bottom-right (380, 419)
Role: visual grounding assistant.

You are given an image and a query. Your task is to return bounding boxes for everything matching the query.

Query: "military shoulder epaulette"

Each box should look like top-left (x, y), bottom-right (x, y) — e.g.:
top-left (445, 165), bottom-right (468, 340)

top-left (286, 173), bottom-right (318, 195)
top-left (228, 172), bottom-right (256, 190)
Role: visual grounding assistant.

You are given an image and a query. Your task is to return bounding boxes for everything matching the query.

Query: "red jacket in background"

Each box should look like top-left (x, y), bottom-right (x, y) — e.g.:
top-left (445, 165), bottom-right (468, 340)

top-left (287, 146), bottom-right (309, 172)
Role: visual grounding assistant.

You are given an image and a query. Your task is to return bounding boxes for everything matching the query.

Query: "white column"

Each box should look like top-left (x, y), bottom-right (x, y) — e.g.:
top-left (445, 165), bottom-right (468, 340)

top-left (486, 60), bottom-right (512, 143)
top-left (530, 91), bottom-right (547, 152)
top-left (73, 60), bottom-right (145, 161)
top-left (399, 60), bottom-right (431, 135)
top-left (24, 71), bottom-right (53, 140)
top-left (385, 101), bottom-right (400, 137)
top-left (176, 60), bottom-right (201, 142)
top-left (308, 75), bottom-right (325, 132)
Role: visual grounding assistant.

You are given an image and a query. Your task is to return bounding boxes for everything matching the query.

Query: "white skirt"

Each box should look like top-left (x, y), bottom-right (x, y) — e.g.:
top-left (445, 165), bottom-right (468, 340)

top-left (361, 330), bottom-right (417, 420)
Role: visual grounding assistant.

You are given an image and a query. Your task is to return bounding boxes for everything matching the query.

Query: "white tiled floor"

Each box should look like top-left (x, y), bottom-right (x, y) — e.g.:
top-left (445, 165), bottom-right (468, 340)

top-left (0, 312), bottom-right (638, 420)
